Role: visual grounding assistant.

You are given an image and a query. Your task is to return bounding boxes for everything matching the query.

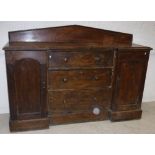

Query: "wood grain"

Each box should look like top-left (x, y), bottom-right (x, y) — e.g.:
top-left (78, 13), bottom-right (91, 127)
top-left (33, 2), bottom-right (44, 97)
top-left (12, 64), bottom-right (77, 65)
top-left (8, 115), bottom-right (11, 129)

top-left (3, 25), bottom-right (152, 131)
top-left (9, 25), bottom-right (133, 46)
top-left (48, 69), bottom-right (112, 90)
top-left (48, 49), bottom-right (114, 68)
top-left (48, 88), bottom-right (112, 115)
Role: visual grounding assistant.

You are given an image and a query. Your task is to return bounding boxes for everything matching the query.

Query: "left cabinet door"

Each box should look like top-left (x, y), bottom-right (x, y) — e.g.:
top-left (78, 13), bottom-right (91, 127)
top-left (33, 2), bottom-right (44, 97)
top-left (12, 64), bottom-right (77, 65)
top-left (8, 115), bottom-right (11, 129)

top-left (5, 51), bottom-right (49, 132)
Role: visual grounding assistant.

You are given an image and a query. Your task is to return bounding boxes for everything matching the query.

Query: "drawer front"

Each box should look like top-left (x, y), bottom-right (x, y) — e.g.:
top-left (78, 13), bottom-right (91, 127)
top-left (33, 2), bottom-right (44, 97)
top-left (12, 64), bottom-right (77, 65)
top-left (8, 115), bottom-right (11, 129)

top-left (48, 69), bottom-right (112, 90)
top-left (48, 89), bottom-right (111, 115)
top-left (48, 49), bottom-right (114, 68)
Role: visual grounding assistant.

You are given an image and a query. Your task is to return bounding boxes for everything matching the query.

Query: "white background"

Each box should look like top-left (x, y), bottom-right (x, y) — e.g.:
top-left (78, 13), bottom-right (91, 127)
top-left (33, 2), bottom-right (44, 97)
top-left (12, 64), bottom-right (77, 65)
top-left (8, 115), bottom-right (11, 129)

top-left (0, 21), bottom-right (155, 114)
top-left (0, 0), bottom-right (155, 154)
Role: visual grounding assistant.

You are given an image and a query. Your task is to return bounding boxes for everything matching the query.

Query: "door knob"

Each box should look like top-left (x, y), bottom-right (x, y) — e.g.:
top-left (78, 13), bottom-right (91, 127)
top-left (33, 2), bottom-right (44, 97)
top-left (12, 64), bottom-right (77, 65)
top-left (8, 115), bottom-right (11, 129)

top-left (49, 55), bottom-right (52, 59)
top-left (42, 81), bottom-right (46, 88)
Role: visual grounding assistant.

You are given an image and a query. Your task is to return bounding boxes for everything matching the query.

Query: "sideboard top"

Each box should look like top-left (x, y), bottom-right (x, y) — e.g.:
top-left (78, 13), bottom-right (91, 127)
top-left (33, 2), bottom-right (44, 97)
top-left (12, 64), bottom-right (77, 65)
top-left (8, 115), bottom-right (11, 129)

top-left (3, 25), bottom-right (152, 51)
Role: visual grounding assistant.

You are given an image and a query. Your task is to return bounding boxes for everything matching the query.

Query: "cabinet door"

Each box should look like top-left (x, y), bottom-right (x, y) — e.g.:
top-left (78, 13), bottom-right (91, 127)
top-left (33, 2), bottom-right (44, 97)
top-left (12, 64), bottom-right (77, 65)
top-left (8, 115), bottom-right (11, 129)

top-left (112, 50), bottom-right (150, 111)
top-left (6, 51), bottom-right (47, 120)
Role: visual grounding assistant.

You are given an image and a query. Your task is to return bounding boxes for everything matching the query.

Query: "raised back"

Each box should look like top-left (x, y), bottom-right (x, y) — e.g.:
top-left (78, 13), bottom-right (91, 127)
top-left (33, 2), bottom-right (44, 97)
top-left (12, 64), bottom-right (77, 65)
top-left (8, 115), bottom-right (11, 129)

top-left (9, 25), bottom-right (133, 46)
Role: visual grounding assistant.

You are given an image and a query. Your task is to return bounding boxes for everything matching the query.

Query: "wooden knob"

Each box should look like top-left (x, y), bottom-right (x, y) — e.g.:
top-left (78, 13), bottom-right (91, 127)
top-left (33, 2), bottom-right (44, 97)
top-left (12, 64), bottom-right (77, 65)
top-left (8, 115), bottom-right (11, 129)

top-left (63, 78), bottom-right (68, 82)
top-left (95, 56), bottom-right (101, 61)
top-left (93, 97), bottom-right (97, 101)
top-left (64, 57), bottom-right (68, 62)
top-left (94, 76), bottom-right (99, 80)
top-left (49, 55), bottom-right (52, 59)
top-left (42, 81), bottom-right (46, 88)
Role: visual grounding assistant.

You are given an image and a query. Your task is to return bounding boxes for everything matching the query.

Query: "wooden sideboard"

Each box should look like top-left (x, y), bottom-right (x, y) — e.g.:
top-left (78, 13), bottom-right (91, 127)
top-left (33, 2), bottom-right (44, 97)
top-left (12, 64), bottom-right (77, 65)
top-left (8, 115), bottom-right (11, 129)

top-left (3, 25), bottom-right (152, 132)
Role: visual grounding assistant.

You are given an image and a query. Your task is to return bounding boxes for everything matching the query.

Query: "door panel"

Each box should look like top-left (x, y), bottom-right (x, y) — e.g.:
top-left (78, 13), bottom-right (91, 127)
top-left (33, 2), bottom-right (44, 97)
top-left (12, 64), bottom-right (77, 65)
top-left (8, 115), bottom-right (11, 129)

top-left (6, 51), bottom-right (47, 120)
top-left (14, 59), bottom-right (41, 115)
top-left (116, 61), bottom-right (144, 105)
top-left (112, 50), bottom-right (149, 111)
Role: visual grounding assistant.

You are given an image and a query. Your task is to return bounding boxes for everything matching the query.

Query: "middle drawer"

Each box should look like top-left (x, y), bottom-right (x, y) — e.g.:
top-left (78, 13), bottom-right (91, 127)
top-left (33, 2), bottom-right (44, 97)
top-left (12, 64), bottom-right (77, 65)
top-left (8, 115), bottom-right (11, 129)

top-left (48, 68), bottom-right (112, 90)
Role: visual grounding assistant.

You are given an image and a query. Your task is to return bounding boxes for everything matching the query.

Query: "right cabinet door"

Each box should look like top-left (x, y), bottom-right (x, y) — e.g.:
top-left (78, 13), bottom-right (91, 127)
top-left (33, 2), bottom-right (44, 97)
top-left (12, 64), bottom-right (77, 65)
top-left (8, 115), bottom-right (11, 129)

top-left (112, 49), bottom-right (150, 111)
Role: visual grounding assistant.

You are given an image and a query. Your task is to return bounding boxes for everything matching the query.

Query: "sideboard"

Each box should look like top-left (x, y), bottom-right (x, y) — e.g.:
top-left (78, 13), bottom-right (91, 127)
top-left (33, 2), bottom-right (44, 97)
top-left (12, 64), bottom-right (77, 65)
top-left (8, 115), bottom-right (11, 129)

top-left (3, 25), bottom-right (152, 132)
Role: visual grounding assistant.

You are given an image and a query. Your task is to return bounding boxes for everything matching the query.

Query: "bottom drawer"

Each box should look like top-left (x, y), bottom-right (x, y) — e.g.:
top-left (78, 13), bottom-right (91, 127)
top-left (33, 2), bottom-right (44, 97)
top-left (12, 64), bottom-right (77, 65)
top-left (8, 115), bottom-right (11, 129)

top-left (48, 89), bottom-right (111, 116)
top-left (49, 110), bottom-right (109, 125)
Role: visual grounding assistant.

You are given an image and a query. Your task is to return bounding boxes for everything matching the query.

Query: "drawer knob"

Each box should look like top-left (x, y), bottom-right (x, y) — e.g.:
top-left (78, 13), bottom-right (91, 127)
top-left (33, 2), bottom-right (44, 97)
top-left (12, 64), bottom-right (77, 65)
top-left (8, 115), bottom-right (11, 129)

top-left (94, 76), bottom-right (99, 80)
top-left (95, 56), bottom-right (101, 61)
top-left (79, 71), bottom-right (84, 74)
top-left (64, 57), bottom-right (68, 62)
top-left (63, 78), bottom-right (68, 82)
top-left (93, 97), bottom-right (97, 101)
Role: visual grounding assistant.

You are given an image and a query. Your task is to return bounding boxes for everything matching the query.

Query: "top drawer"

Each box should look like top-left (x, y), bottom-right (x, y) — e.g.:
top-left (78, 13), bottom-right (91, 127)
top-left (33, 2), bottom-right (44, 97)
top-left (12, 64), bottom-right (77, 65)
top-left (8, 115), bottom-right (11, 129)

top-left (48, 49), bottom-right (114, 68)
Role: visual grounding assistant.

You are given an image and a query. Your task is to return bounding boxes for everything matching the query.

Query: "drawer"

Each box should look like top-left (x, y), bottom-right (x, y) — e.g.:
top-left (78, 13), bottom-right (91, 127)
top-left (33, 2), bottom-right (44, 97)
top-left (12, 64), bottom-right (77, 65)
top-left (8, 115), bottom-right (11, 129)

top-left (48, 89), bottom-right (111, 115)
top-left (48, 69), bottom-right (112, 90)
top-left (48, 49), bottom-right (114, 68)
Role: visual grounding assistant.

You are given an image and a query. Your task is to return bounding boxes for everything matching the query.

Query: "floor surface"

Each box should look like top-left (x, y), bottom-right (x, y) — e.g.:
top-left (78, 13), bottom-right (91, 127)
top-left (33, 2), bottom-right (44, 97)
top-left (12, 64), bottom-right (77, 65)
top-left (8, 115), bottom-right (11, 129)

top-left (0, 102), bottom-right (155, 134)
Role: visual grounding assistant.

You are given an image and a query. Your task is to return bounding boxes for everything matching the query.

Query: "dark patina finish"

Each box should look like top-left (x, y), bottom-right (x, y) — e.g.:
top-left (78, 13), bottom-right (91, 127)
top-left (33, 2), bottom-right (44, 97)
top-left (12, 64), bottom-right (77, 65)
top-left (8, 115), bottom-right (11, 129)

top-left (3, 25), bottom-right (152, 132)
